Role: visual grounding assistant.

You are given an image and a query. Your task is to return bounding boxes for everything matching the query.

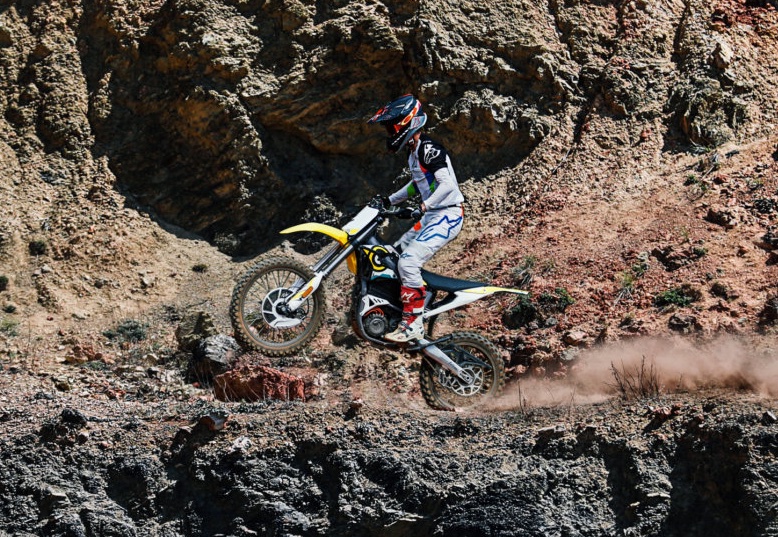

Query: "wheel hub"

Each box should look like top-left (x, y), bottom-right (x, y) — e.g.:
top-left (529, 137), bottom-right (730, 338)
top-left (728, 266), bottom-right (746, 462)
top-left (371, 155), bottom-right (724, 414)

top-left (261, 288), bottom-right (306, 329)
top-left (437, 363), bottom-right (485, 396)
top-left (363, 310), bottom-right (388, 338)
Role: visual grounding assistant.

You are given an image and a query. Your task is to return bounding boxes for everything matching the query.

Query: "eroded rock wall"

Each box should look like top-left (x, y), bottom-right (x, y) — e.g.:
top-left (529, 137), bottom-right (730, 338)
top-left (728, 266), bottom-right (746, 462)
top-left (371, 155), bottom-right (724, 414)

top-left (1, 401), bottom-right (777, 536)
top-left (2, 0), bottom-right (775, 254)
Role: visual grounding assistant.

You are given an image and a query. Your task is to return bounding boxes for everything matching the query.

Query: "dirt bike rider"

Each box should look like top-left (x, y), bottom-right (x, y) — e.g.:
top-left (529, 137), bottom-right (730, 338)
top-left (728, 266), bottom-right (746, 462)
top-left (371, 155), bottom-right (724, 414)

top-left (368, 94), bottom-right (465, 343)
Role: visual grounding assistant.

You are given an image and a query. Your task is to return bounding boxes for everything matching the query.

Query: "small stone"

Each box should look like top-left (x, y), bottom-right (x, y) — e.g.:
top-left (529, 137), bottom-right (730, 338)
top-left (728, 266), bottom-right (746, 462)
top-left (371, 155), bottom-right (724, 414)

top-left (200, 410), bottom-right (230, 431)
top-left (756, 227), bottom-right (778, 251)
top-left (563, 330), bottom-right (589, 346)
top-left (231, 436), bottom-right (252, 452)
top-left (762, 411), bottom-right (777, 425)
top-left (705, 205), bottom-right (745, 229)
top-left (61, 408), bottom-right (87, 426)
top-left (559, 348), bottom-right (579, 363)
top-left (537, 424), bottom-right (566, 440)
top-left (712, 39), bottom-right (734, 69)
top-left (40, 486), bottom-right (70, 510)
top-left (53, 378), bottom-right (72, 392)
top-left (64, 353), bottom-right (88, 365)
top-left (668, 314), bottom-right (701, 333)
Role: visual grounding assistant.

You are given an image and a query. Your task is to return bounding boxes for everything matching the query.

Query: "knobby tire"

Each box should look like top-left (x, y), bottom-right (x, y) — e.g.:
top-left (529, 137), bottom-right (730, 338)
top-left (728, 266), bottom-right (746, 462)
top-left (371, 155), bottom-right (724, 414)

top-left (229, 256), bottom-right (326, 357)
top-left (419, 332), bottom-right (506, 411)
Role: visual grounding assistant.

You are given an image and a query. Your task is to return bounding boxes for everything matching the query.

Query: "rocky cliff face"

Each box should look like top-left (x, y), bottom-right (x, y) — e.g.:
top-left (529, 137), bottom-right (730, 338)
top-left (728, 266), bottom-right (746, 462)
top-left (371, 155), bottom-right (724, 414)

top-left (1, 392), bottom-right (777, 536)
top-left (3, 0), bottom-right (774, 254)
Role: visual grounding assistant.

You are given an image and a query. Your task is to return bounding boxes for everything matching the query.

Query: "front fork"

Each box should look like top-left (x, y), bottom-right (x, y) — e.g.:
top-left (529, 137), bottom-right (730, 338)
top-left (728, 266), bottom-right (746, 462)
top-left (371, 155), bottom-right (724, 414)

top-left (283, 273), bottom-right (324, 312)
top-left (284, 241), bottom-right (358, 313)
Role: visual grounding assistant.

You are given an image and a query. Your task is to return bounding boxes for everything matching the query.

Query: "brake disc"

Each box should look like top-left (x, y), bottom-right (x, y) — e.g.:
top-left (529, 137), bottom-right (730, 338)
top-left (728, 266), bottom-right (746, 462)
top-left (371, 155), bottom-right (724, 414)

top-left (261, 288), bottom-right (306, 329)
top-left (437, 363), bottom-right (485, 396)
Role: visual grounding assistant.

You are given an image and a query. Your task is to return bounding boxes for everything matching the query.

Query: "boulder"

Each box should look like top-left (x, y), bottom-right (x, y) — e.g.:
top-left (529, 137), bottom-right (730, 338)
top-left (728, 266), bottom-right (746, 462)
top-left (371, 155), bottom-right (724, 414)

top-left (175, 311), bottom-right (218, 353)
top-left (214, 365), bottom-right (306, 402)
top-left (189, 334), bottom-right (241, 381)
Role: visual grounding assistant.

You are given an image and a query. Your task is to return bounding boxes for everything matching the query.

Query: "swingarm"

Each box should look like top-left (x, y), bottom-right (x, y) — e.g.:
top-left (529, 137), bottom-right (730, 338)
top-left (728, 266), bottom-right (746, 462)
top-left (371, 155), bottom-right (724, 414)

top-left (410, 335), bottom-right (482, 385)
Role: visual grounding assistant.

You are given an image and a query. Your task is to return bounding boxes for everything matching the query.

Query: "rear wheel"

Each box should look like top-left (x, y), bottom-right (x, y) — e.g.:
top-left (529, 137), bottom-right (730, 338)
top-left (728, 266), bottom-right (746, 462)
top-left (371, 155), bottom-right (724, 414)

top-left (419, 332), bottom-right (505, 411)
top-left (229, 256), bottom-right (325, 356)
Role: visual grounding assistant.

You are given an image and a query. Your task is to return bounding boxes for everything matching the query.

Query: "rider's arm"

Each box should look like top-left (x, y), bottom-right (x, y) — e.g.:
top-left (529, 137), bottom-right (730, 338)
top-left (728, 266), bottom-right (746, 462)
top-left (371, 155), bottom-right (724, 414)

top-left (423, 166), bottom-right (457, 210)
top-left (418, 138), bottom-right (463, 210)
top-left (388, 181), bottom-right (418, 206)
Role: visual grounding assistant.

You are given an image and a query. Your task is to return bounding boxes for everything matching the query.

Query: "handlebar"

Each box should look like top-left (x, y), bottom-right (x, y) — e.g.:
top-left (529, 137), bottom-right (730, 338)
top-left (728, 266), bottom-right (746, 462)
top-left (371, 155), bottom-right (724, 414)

top-left (368, 196), bottom-right (420, 220)
top-left (381, 206), bottom-right (421, 221)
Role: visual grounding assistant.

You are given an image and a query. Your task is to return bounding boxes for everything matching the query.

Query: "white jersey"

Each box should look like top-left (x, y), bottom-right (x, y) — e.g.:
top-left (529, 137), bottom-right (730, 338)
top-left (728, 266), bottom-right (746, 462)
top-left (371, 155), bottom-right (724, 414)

top-left (388, 134), bottom-right (465, 210)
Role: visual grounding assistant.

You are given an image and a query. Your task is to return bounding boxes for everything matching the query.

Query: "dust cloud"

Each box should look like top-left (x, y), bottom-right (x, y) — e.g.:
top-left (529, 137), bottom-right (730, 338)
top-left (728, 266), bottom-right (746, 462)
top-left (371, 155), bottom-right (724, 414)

top-left (497, 335), bottom-right (778, 409)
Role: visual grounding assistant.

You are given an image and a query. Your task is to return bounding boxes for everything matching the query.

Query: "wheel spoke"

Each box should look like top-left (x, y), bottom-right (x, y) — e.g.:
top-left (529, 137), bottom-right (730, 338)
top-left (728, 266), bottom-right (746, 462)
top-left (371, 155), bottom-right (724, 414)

top-left (230, 256), bottom-right (326, 357)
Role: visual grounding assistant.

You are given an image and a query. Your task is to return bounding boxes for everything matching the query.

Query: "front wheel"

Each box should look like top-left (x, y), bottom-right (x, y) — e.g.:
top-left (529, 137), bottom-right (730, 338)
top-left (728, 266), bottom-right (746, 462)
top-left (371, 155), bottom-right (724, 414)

top-left (419, 332), bottom-right (506, 411)
top-left (229, 256), bottom-right (326, 356)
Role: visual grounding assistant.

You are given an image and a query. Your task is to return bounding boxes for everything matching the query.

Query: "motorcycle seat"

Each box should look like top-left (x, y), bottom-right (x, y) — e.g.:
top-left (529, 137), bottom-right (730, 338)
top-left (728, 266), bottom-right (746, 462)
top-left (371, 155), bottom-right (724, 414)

top-left (421, 269), bottom-right (484, 293)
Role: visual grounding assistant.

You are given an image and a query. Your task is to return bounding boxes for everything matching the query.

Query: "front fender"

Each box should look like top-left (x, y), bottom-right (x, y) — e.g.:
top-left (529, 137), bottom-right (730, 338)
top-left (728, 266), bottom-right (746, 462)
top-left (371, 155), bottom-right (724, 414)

top-left (280, 223), bottom-right (348, 245)
top-left (280, 223), bottom-right (357, 274)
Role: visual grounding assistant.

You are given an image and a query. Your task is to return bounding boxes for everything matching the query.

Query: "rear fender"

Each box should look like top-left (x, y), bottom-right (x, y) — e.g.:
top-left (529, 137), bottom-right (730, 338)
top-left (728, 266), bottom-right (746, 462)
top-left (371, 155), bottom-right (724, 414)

top-left (461, 286), bottom-right (530, 297)
top-left (424, 287), bottom-right (529, 319)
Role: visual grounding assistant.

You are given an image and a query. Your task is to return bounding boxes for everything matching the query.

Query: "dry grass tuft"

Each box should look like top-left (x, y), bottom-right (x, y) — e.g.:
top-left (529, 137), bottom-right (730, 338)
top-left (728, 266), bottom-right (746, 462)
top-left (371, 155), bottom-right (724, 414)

top-left (609, 356), bottom-right (661, 400)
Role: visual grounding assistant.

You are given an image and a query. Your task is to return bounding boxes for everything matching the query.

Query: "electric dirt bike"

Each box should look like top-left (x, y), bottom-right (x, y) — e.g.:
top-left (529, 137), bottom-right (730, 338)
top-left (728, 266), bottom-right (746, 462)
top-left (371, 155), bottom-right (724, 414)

top-left (229, 198), bottom-right (529, 410)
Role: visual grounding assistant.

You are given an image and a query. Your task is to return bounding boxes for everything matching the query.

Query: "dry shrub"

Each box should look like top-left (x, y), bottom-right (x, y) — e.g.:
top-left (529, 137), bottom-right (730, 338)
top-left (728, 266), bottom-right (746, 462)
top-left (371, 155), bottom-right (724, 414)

top-left (609, 356), bottom-right (661, 400)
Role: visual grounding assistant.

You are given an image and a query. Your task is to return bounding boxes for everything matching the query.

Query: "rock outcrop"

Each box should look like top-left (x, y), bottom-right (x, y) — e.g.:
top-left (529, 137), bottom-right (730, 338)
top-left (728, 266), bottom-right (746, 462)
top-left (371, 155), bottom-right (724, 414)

top-left (2, 0), bottom-right (775, 254)
top-left (1, 397), bottom-right (777, 536)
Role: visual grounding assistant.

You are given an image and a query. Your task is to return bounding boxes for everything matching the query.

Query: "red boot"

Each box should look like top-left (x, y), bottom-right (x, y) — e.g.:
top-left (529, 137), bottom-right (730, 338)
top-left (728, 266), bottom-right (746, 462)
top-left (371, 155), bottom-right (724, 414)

top-left (385, 286), bottom-right (426, 342)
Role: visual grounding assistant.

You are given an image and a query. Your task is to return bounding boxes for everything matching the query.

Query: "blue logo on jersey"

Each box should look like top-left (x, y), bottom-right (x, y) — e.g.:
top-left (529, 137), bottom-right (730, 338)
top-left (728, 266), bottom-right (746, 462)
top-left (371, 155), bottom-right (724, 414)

top-left (416, 214), bottom-right (463, 242)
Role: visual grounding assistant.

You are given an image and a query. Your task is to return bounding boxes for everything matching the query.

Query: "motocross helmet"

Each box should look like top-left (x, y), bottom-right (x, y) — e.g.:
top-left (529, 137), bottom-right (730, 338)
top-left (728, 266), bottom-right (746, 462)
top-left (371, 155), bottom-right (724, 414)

top-left (368, 94), bottom-right (428, 153)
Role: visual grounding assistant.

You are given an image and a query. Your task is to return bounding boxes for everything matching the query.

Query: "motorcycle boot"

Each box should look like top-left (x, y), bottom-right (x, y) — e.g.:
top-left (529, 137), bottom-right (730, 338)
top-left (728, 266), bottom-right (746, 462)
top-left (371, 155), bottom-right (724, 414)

top-left (385, 286), bottom-right (426, 343)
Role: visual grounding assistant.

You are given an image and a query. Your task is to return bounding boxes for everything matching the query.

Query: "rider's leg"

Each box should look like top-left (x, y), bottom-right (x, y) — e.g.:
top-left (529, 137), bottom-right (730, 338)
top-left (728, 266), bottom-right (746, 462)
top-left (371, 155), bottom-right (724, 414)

top-left (394, 220), bottom-right (422, 253)
top-left (384, 285), bottom-right (427, 343)
top-left (385, 208), bottom-right (464, 343)
top-left (384, 241), bottom-right (430, 342)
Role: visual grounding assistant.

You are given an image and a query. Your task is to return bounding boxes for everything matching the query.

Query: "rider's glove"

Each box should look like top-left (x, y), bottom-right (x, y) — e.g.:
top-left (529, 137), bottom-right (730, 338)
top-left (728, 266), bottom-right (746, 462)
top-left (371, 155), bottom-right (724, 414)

top-left (396, 205), bottom-right (424, 221)
top-left (370, 195), bottom-right (391, 209)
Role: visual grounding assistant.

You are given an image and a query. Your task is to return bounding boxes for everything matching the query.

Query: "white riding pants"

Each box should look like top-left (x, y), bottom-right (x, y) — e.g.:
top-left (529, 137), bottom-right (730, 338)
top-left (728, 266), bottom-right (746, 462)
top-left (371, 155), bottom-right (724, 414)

top-left (395, 206), bottom-right (464, 289)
